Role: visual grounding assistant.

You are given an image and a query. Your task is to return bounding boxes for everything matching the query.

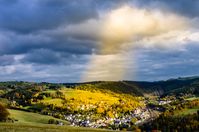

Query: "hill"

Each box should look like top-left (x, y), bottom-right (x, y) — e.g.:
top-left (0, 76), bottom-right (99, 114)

top-left (1, 76), bottom-right (199, 98)
top-left (62, 76), bottom-right (199, 96)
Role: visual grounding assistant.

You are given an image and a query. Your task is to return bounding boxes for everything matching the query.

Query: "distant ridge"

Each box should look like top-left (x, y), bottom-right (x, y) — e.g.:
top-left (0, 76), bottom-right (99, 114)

top-left (1, 76), bottom-right (199, 96)
top-left (62, 76), bottom-right (199, 96)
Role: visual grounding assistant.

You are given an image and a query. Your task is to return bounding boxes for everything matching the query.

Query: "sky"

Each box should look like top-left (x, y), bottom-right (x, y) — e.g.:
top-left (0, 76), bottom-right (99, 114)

top-left (0, 0), bottom-right (199, 82)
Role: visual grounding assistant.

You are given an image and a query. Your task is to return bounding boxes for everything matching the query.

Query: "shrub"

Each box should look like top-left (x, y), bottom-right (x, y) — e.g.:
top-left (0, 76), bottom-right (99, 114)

top-left (48, 119), bottom-right (55, 124)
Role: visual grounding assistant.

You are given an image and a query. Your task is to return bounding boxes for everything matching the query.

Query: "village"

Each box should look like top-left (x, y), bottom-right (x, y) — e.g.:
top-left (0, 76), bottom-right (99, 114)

top-left (64, 107), bottom-right (156, 129)
top-left (60, 97), bottom-right (175, 129)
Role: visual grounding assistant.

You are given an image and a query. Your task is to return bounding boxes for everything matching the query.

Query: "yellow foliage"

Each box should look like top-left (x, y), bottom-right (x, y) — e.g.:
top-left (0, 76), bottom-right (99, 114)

top-left (96, 107), bottom-right (104, 114)
top-left (38, 88), bottom-right (144, 112)
top-left (107, 111), bottom-right (114, 118)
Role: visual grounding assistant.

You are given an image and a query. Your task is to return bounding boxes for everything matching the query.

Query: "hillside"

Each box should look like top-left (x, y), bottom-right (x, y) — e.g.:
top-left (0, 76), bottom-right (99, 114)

top-left (8, 109), bottom-right (69, 125)
top-left (72, 81), bottom-right (145, 96)
top-left (133, 77), bottom-right (199, 96)
top-left (62, 76), bottom-right (199, 96)
top-left (1, 76), bottom-right (199, 99)
top-left (0, 109), bottom-right (108, 132)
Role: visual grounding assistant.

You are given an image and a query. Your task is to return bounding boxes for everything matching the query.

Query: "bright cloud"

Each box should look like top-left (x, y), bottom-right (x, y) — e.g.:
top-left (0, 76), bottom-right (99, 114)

top-left (82, 5), bottom-right (192, 81)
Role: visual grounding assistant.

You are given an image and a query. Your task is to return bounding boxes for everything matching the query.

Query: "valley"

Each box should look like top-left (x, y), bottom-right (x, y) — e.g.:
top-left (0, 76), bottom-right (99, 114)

top-left (0, 77), bottom-right (199, 131)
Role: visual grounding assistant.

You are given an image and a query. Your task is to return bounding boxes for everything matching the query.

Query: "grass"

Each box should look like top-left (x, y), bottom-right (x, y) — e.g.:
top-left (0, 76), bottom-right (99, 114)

top-left (0, 89), bottom-right (5, 96)
top-left (180, 108), bottom-right (198, 115)
top-left (174, 108), bottom-right (198, 116)
top-left (8, 109), bottom-right (69, 125)
top-left (185, 96), bottom-right (199, 101)
top-left (0, 123), bottom-right (111, 132)
top-left (42, 90), bottom-right (57, 93)
top-left (41, 98), bottom-right (63, 107)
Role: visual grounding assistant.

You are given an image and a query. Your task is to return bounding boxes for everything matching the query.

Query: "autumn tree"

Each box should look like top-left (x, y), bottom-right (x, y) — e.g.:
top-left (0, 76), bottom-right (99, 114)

top-left (0, 103), bottom-right (9, 121)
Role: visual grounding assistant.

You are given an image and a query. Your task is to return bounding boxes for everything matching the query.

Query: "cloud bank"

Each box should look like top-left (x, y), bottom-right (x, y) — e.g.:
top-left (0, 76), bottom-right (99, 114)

top-left (0, 0), bottom-right (198, 82)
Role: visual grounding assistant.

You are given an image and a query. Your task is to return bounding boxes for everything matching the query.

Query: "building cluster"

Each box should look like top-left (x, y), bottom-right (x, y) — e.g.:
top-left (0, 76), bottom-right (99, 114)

top-left (64, 107), bottom-right (152, 129)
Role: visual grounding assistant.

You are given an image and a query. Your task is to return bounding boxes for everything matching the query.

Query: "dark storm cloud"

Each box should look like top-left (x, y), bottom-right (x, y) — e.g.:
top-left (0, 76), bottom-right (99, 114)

top-left (0, 0), bottom-right (99, 33)
top-left (21, 48), bottom-right (90, 65)
top-left (134, 43), bottom-right (199, 81)
top-left (0, 0), bottom-right (198, 33)
top-left (0, 30), bottom-right (95, 56)
top-left (21, 49), bottom-right (61, 64)
top-left (0, 0), bottom-right (197, 56)
top-left (132, 0), bottom-right (199, 18)
top-left (0, 55), bottom-right (15, 66)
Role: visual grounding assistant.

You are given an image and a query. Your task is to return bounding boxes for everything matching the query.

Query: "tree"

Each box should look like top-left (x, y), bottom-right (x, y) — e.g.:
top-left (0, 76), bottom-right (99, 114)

top-left (131, 117), bottom-right (137, 125)
top-left (48, 119), bottom-right (55, 124)
top-left (0, 103), bottom-right (9, 121)
top-left (107, 111), bottom-right (114, 118)
top-left (96, 107), bottom-right (104, 114)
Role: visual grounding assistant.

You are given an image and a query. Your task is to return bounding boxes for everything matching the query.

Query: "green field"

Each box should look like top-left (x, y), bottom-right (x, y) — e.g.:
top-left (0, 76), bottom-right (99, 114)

top-left (0, 109), bottom-right (110, 132)
top-left (174, 108), bottom-right (198, 116)
top-left (0, 123), bottom-right (110, 132)
top-left (185, 96), bottom-right (199, 101)
top-left (8, 109), bottom-right (69, 125)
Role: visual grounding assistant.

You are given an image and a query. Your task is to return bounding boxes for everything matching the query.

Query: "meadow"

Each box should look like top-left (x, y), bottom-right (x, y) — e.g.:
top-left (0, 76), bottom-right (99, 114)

top-left (0, 109), bottom-right (111, 132)
top-left (0, 123), bottom-right (111, 132)
top-left (8, 109), bottom-right (69, 125)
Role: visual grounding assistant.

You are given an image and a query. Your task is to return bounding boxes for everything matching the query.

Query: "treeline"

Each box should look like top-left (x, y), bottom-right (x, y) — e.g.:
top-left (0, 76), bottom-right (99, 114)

top-left (141, 99), bottom-right (199, 132)
top-left (141, 112), bottom-right (199, 132)
top-left (1, 76), bottom-right (199, 98)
